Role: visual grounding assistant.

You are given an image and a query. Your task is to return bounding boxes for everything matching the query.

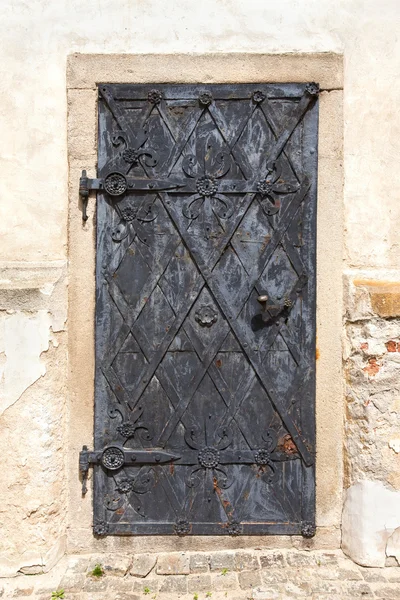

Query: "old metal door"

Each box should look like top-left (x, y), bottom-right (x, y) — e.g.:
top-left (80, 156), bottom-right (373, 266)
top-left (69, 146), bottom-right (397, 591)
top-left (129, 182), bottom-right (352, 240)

top-left (84, 83), bottom-right (318, 537)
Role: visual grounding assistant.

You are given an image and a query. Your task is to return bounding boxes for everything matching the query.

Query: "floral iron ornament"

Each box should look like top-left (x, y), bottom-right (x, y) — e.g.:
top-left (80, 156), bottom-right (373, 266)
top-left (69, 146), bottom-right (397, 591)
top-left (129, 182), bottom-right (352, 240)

top-left (112, 469), bottom-right (154, 518)
top-left (112, 125), bottom-right (158, 173)
top-left (182, 141), bottom-right (234, 239)
top-left (257, 159), bottom-right (300, 216)
top-left (111, 197), bottom-right (159, 245)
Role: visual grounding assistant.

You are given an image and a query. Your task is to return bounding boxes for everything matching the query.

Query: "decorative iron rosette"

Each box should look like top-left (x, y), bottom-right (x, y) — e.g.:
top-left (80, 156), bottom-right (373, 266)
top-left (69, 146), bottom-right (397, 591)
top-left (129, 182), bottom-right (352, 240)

top-left (196, 176), bottom-right (218, 197)
top-left (174, 519), bottom-right (191, 536)
top-left (93, 520), bottom-right (109, 536)
top-left (305, 82), bottom-right (320, 96)
top-left (256, 180), bottom-right (273, 197)
top-left (301, 521), bottom-right (316, 538)
top-left (122, 148), bottom-right (140, 164)
top-left (117, 422), bottom-right (138, 438)
top-left (199, 91), bottom-right (213, 106)
top-left (227, 521), bottom-right (242, 536)
top-left (198, 447), bottom-right (220, 469)
top-left (101, 446), bottom-right (125, 470)
top-left (120, 206), bottom-right (137, 222)
top-left (148, 89), bottom-right (163, 104)
top-left (252, 90), bottom-right (266, 104)
top-left (195, 304), bottom-right (218, 327)
top-left (104, 172), bottom-right (127, 197)
top-left (254, 448), bottom-right (272, 466)
top-left (116, 477), bottom-right (134, 494)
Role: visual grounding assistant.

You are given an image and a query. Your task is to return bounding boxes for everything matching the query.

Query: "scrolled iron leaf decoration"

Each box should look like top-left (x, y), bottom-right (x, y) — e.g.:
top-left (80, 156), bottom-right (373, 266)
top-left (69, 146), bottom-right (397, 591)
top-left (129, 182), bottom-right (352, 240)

top-left (257, 160), bottom-right (300, 216)
top-left (182, 141), bottom-right (234, 239)
top-left (112, 198), bottom-right (159, 245)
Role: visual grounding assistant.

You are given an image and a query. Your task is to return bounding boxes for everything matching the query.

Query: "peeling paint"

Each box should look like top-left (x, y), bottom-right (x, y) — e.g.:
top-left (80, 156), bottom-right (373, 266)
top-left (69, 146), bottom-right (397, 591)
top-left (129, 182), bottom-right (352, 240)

top-left (0, 311), bottom-right (54, 416)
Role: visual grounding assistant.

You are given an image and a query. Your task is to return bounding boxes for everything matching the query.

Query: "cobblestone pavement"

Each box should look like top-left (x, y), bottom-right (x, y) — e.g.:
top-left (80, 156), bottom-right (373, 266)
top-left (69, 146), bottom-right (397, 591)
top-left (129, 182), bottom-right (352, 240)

top-left (1, 549), bottom-right (400, 600)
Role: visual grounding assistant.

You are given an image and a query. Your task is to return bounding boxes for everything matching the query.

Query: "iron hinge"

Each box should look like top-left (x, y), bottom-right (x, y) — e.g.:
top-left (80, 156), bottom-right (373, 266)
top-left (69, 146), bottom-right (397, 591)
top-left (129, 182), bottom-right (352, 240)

top-left (78, 170), bottom-right (185, 222)
top-left (79, 444), bottom-right (180, 495)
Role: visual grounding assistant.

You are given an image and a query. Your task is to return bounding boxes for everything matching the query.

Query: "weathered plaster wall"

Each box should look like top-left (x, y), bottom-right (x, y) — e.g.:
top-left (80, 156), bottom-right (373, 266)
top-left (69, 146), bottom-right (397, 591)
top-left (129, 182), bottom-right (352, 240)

top-left (0, 264), bottom-right (68, 576)
top-left (0, 0), bottom-right (399, 575)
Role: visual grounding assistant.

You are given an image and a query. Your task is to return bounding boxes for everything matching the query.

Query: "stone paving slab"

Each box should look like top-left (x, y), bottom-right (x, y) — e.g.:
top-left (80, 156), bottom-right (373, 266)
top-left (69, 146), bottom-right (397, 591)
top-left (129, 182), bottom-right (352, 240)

top-left (1, 549), bottom-right (399, 600)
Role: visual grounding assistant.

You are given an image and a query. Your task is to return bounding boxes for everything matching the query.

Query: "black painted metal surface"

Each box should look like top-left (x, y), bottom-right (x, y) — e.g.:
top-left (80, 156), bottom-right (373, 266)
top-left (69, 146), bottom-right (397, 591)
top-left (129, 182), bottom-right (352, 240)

top-left (90, 83), bottom-right (318, 536)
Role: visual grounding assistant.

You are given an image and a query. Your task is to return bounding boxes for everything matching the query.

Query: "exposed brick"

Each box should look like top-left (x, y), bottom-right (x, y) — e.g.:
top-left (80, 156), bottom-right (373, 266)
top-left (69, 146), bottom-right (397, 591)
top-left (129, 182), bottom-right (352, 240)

top-left (187, 573), bottom-right (212, 592)
top-left (159, 575), bottom-right (188, 594)
top-left (235, 551), bottom-right (260, 571)
top-left (157, 552), bottom-right (190, 575)
top-left (130, 553), bottom-right (157, 577)
top-left (209, 552), bottom-right (235, 572)
top-left (211, 572), bottom-right (238, 591)
top-left (238, 570), bottom-right (262, 590)
top-left (259, 552), bottom-right (286, 568)
top-left (190, 553), bottom-right (210, 573)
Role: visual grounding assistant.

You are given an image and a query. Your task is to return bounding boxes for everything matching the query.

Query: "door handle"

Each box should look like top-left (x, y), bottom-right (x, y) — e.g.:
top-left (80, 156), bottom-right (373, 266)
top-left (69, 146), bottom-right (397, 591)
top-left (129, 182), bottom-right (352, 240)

top-left (257, 294), bottom-right (292, 322)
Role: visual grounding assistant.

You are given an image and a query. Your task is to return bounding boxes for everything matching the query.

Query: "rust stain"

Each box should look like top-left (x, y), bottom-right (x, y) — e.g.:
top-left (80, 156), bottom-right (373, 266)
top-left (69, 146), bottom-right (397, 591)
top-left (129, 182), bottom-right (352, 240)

top-left (116, 508), bottom-right (125, 515)
top-left (169, 463), bottom-right (175, 475)
top-left (278, 434), bottom-right (298, 455)
top-left (215, 359), bottom-right (222, 368)
top-left (363, 357), bottom-right (381, 376)
top-left (128, 248), bottom-right (135, 255)
top-left (315, 347), bottom-right (320, 360)
top-left (360, 342), bottom-right (369, 351)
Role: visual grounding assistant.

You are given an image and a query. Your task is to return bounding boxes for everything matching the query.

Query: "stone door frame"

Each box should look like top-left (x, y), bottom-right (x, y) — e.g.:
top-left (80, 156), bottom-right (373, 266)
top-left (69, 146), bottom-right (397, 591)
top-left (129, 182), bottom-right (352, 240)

top-left (67, 52), bottom-right (343, 554)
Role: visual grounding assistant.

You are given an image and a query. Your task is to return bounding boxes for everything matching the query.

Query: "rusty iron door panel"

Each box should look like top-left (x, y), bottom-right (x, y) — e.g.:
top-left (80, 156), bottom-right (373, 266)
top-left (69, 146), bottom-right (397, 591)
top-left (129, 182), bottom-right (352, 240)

top-left (91, 83), bottom-right (318, 537)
